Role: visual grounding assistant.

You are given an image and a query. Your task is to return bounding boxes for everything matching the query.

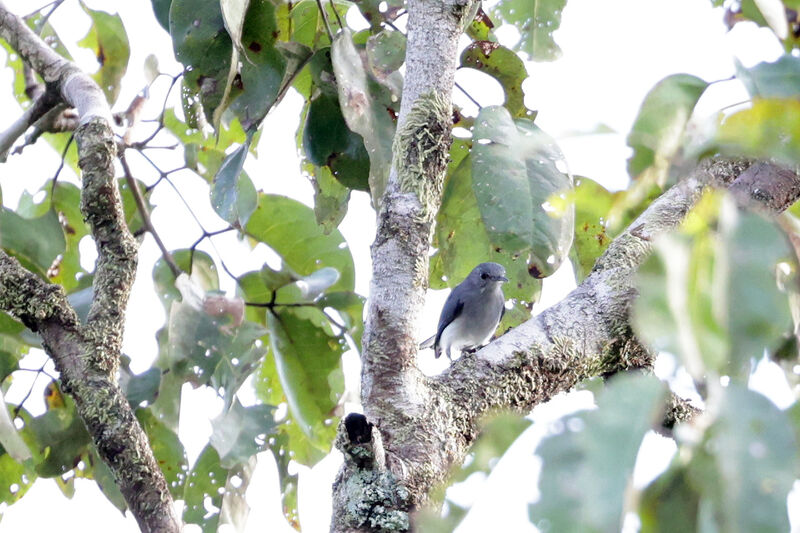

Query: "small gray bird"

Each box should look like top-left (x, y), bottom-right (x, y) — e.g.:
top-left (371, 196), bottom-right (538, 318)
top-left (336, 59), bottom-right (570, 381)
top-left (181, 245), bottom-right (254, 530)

top-left (420, 262), bottom-right (508, 360)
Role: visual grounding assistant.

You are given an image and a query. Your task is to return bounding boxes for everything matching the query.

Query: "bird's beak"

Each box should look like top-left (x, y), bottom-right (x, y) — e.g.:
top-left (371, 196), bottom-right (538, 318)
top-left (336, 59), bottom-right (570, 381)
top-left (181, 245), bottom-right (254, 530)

top-left (496, 275), bottom-right (508, 282)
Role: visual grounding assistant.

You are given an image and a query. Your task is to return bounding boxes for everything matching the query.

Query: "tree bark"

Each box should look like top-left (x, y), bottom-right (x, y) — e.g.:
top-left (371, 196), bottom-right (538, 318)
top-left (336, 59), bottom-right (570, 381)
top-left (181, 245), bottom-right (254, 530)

top-left (0, 4), bottom-right (180, 532)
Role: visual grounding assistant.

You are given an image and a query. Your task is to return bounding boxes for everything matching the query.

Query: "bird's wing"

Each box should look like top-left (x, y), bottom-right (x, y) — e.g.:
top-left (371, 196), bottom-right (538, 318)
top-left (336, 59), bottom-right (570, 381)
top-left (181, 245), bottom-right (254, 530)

top-left (434, 291), bottom-right (465, 347)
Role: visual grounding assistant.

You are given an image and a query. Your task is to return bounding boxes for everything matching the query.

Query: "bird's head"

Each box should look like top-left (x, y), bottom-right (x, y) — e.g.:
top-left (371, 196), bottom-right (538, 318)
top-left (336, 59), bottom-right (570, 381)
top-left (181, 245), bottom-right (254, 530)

top-left (471, 262), bottom-right (508, 288)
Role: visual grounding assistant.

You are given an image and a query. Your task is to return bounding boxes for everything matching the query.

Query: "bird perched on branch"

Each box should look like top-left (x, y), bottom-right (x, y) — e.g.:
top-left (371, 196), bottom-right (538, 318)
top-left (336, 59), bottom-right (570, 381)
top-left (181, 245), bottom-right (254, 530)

top-left (420, 262), bottom-right (508, 360)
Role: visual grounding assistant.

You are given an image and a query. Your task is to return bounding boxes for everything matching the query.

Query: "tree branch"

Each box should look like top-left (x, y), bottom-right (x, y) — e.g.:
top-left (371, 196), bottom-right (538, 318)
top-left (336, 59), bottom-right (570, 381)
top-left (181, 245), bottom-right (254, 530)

top-left (0, 4), bottom-right (178, 531)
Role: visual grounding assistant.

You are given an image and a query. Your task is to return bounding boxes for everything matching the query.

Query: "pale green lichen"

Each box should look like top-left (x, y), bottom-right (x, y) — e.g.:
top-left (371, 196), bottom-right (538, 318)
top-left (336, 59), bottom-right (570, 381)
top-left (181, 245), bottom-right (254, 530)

top-left (393, 92), bottom-right (452, 218)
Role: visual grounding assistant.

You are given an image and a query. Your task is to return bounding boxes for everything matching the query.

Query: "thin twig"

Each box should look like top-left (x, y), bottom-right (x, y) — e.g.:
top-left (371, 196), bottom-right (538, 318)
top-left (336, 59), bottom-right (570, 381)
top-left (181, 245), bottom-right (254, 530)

top-left (119, 152), bottom-right (182, 277)
top-left (315, 0), bottom-right (334, 41)
top-left (12, 361), bottom-right (50, 417)
top-left (329, 0), bottom-right (344, 30)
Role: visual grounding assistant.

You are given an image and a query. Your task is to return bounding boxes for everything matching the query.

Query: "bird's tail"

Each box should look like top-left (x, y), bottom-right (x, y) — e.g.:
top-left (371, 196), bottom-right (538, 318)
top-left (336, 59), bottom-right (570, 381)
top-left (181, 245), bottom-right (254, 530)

top-left (419, 335), bottom-right (435, 350)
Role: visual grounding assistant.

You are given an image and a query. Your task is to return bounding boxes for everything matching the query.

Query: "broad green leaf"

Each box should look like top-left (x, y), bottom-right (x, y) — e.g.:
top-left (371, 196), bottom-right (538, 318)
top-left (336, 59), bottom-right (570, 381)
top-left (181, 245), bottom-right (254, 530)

top-left (168, 300), bottom-right (267, 406)
top-left (686, 385), bottom-right (798, 532)
top-left (303, 90), bottom-right (371, 191)
top-left (27, 394), bottom-right (91, 477)
top-left (432, 147), bottom-right (541, 330)
top-left (163, 109), bottom-right (247, 179)
top-left (366, 30), bottom-right (406, 77)
top-left (245, 194), bottom-right (355, 292)
top-left (228, 0), bottom-right (312, 131)
top-left (88, 448), bottom-right (126, 512)
top-left (472, 106), bottom-right (574, 278)
top-left (153, 249), bottom-right (219, 312)
top-left (493, 0), bottom-right (565, 61)
top-left (289, 0), bottom-right (348, 49)
top-left (136, 408), bottom-right (187, 497)
top-left (0, 450), bottom-right (34, 507)
top-left (267, 309), bottom-right (343, 449)
top-left (466, 6), bottom-right (496, 42)
top-left (51, 182), bottom-right (90, 292)
top-left (715, 98), bottom-right (800, 164)
top-left (0, 207), bottom-right (65, 276)
top-left (151, 0), bottom-right (171, 32)
top-left (78, 3), bottom-right (130, 105)
top-left (170, 0), bottom-right (232, 123)
top-left (210, 399), bottom-right (275, 468)
top-left (316, 291), bottom-right (365, 350)
top-left (570, 177), bottom-right (615, 281)
top-left (144, 54), bottom-right (160, 85)
top-left (331, 29), bottom-right (397, 205)
top-left (530, 374), bottom-right (666, 531)
top-left (311, 164), bottom-right (351, 233)
top-left (634, 195), bottom-right (793, 379)
top-left (211, 138), bottom-right (258, 227)
top-left (640, 464), bottom-right (700, 533)
top-left (627, 74), bottom-right (708, 185)
top-left (183, 445), bottom-right (228, 532)
top-left (123, 367), bottom-right (161, 408)
top-left (461, 42), bottom-right (532, 119)
top-left (736, 55), bottom-right (800, 98)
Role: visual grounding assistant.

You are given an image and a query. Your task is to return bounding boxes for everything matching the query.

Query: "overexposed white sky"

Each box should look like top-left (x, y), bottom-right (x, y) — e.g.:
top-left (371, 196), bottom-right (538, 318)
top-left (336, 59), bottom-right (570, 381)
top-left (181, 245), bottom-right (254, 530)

top-left (0, 0), bottom-right (796, 531)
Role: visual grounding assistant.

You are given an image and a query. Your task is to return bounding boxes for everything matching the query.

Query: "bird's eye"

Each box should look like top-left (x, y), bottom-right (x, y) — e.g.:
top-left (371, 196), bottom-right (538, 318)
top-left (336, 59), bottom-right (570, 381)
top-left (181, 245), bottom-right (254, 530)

top-left (481, 272), bottom-right (488, 280)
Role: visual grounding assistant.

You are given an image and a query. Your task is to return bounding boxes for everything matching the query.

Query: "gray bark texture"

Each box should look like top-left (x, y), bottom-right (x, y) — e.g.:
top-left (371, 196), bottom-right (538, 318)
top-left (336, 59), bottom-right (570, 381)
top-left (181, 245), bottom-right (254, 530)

top-left (0, 4), bottom-right (180, 532)
top-left (329, 0), bottom-right (800, 528)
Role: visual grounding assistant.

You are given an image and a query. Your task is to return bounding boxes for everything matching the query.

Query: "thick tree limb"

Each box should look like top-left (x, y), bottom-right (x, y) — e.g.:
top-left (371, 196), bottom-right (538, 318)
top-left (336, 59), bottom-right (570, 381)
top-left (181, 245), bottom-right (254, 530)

top-left (0, 4), bottom-right (178, 531)
top-left (339, 153), bottom-right (800, 529)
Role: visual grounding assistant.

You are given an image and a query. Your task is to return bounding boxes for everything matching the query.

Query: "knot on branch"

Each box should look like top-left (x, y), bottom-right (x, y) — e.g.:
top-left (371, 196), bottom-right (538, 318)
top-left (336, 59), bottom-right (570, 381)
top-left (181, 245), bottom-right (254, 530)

top-left (333, 414), bottom-right (411, 532)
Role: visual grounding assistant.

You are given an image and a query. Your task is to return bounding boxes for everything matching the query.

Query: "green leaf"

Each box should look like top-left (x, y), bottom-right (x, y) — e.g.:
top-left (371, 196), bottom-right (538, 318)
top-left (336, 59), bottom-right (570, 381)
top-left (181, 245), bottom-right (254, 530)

top-left (78, 3), bottom-right (131, 105)
top-left (714, 98), bottom-right (800, 164)
top-left (530, 374), bottom-right (666, 531)
top-left (51, 182), bottom-right (90, 292)
top-left (151, 0), bottom-right (171, 32)
top-left (0, 450), bottom-right (35, 506)
top-left (228, 0), bottom-right (312, 131)
top-left (211, 138), bottom-right (258, 227)
top-left (640, 464), bottom-right (700, 533)
top-left (170, 0), bottom-right (232, 123)
top-left (0, 207), bottom-right (65, 276)
top-left (460, 42), bottom-right (532, 119)
top-left (736, 55), bottom-right (800, 98)
top-left (88, 448), bottom-right (127, 512)
top-left (136, 408), bottom-right (187, 496)
top-left (267, 309), bottom-right (343, 449)
top-left (331, 29), bottom-right (397, 205)
top-left (432, 145), bottom-right (541, 324)
top-left (210, 399), bottom-right (276, 468)
top-left (472, 106), bottom-right (574, 278)
top-left (168, 300), bottom-right (267, 405)
top-left (288, 0), bottom-right (348, 49)
top-left (493, 0), bottom-right (566, 61)
top-left (627, 74), bottom-right (708, 184)
top-left (366, 30), bottom-right (406, 76)
top-left (571, 177), bottom-right (615, 281)
top-left (303, 90), bottom-right (371, 191)
top-left (686, 385), bottom-right (798, 532)
top-left (153, 249), bottom-right (219, 312)
top-left (245, 194), bottom-right (355, 292)
top-left (123, 367), bottom-right (161, 408)
top-left (27, 395), bottom-right (91, 477)
top-left (183, 445), bottom-right (227, 532)
top-left (634, 195), bottom-right (794, 379)
top-left (311, 164), bottom-right (351, 233)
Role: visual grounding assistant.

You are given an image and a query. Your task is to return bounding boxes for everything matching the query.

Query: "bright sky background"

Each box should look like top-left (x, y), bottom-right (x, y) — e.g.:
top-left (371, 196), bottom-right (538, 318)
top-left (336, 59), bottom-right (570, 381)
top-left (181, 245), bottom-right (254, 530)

top-left (0, 0), bottom-right (798, 531)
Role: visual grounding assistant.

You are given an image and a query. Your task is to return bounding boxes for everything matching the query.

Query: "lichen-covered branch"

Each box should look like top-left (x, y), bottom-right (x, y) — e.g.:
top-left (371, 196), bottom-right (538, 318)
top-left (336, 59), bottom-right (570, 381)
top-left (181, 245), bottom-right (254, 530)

top-left (0, 4), bottom-right (178, 531)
